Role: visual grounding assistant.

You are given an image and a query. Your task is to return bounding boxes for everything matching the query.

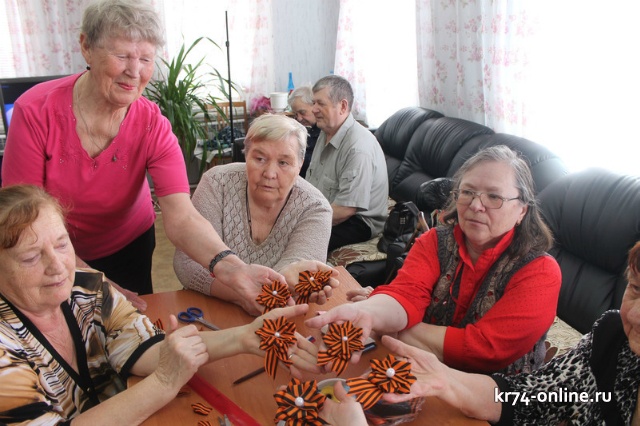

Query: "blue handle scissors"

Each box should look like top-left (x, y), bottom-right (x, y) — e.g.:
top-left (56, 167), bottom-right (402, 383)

top-left (177, 307), bottom-right (220, 331)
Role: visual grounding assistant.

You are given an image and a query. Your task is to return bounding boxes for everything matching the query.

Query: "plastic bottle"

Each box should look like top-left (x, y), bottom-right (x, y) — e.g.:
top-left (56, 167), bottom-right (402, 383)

top-left (287, 72), bottom-right (295, 94)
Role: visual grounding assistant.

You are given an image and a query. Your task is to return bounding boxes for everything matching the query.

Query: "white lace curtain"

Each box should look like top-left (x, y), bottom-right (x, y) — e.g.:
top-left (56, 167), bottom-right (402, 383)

top-left (0, 0), bottom-right (273, 108)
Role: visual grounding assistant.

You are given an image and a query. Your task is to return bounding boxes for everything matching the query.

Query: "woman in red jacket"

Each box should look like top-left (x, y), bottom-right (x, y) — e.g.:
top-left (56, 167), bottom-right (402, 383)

top-left (308, 145), bottom-right (561, 374)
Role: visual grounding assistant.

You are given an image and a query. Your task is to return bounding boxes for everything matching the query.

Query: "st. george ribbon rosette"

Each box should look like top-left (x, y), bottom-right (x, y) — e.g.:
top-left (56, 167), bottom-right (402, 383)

top-left (273, 377), bottom-right (328, 426)
top-left (345, 354), bottom-right (417, 409)
top-left (255, 316), bottom-right (296, 378)
top-left (295, 270), bottom-right (331, 304)
top-left (316, 321), bottom-right (365, 375)
top-left (256, 280), bottom-right (291, 312)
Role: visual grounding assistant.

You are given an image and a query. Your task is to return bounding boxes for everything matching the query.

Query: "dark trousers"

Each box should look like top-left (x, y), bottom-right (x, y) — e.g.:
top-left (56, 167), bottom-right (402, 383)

top-left (328, 215), bottom-right (372, 252)
top-left (87, 224), bottom-right (156, 295)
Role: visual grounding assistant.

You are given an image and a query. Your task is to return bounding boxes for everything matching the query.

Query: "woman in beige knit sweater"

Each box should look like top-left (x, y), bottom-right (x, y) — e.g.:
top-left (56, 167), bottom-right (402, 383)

top-left (174, 114), bottom-right (337, 315)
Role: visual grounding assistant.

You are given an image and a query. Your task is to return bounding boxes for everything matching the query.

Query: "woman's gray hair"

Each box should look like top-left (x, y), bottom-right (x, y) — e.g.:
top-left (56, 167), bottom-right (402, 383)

top-left (441, 145), bottom-right (554, 257)
top-left (312, 75), bottom-right (353, 111)
top-left (288, 86), bottom-right (314, 107)
top-left (243, 114), bottom-right (308, 165)
top-left (82, 0), bottom-right (164, 49)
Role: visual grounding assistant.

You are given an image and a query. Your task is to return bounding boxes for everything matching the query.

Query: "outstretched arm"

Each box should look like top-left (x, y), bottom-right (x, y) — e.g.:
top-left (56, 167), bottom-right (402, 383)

top-left (160, 192), bottom-right (285, 315)
top-left (380, 335), bottom-right (502, 422)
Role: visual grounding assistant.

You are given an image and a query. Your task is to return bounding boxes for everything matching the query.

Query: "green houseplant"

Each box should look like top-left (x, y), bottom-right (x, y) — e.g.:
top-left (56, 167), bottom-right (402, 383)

top-left (145, 37), bottom-right (230, 181)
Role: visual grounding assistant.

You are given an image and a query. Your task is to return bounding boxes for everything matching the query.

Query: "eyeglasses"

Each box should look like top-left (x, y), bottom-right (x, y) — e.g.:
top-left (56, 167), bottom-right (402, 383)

top-left (451, 189), bottom-right (521, 209)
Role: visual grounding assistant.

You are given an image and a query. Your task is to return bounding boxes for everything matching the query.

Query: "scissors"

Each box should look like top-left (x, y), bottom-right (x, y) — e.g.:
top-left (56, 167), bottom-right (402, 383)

top-left (177, 307), bottom-right (220, 331)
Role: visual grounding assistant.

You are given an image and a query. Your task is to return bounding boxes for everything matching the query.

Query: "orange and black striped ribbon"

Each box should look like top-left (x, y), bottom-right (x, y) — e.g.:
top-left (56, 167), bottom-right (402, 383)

top-left (295, 270), bottom-right (332, 304)
top-left (345, 354), bottom-right (417, 410)
top-left (191, 402), bottom-right (213, 415)
top-left (255, 317), bottom-right (297, 378)
top-left (316, 321), bottom-right (364, 375)
top-left (273, 378), bottom-right (328, 426)
top-left (345, 377), bottom-right (383, 410)
top-left (256, 280), bottom-right (291, 312)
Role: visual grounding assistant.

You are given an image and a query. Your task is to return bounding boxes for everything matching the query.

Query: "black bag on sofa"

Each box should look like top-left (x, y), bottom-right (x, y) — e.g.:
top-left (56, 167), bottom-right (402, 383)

top-left (377, 201), bottom-right (420, 253)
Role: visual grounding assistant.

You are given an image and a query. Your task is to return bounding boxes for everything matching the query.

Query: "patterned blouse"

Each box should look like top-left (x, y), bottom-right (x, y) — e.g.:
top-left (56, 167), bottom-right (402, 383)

top-left (0, 270), bottom-right (164, 425)
top-left (493, 310), bottom-right (640, 425)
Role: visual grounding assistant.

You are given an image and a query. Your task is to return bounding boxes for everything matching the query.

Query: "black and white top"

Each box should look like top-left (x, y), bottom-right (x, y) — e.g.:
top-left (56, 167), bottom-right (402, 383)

top-left (493, 310), bottom-right (640, 425)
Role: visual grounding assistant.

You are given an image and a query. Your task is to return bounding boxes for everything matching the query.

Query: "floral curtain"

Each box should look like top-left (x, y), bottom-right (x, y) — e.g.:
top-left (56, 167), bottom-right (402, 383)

top-left (1, 0), bottom-right (88, 76)
top-left (1, 0), bottom-right (272, 110)
top-left (334, 0), bottom-right (367, 123)
top-left (416, 0), bottom-right (535, 135)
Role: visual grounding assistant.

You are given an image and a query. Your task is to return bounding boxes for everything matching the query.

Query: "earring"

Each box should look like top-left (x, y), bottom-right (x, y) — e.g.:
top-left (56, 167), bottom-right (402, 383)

top-left (86, 65), bottom-right (91, 70)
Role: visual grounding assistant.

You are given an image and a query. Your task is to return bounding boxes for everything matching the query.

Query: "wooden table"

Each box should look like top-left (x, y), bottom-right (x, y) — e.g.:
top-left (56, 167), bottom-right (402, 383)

top-left (134, 266), bottom-right (488, 426)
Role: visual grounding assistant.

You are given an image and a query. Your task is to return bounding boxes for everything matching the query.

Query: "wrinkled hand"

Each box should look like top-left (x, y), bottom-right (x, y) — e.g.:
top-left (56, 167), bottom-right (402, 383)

top-left (108, 279), bottom-right (148, 312)
top-left (378, 335), bottom-right (450, 404)
top-left (154, 315), bottom-right (209, 393)
top-left (346, 286), bottom-right (373, 303)
top-left (304, 303), bottom-right (374, 365)
top-left (318, 381), bottom-right (368, 426)
top-left (280, 260), bottom-right (340, 305)
top-left (215, 260), bottom-right (289, 316)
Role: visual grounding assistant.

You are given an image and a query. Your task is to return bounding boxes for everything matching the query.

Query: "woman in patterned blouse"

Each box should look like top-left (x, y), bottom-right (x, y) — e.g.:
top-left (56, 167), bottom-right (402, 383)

top-left (0, 184), bottom-right (318, 425)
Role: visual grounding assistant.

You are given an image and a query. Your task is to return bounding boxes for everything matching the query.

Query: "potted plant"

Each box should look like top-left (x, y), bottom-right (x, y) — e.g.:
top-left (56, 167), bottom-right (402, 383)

top-left (145, 37), bottom-right (230, 182)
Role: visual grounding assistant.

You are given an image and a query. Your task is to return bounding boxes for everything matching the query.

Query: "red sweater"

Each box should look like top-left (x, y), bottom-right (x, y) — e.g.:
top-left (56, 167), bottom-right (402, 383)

top-left (372, 225), bottom-right (561, 373)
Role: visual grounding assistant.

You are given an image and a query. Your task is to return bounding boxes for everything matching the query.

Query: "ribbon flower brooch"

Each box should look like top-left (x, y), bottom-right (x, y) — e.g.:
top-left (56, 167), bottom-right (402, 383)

top-left (295, 270), bottom-right (331, 304)
top-left (317, 321), bottom-right (364, 375)
top-left (255, 316), bottom-right (296, 378)
top-left (256, 280), bottom-right (291, 312)
top-left (274, 378), bottom-right (327, 426)
top-left (346, 354), bottom-right (417, 409)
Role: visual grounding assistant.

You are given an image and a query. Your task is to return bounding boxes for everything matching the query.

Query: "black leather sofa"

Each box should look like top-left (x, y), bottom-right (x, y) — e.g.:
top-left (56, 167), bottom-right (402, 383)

top-left (328, 106), bottom-right (640, 338)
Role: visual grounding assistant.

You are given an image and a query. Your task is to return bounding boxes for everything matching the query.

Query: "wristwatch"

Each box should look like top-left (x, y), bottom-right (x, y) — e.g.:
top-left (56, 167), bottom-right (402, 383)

top-left (208, 249), bottom-right (236, 277)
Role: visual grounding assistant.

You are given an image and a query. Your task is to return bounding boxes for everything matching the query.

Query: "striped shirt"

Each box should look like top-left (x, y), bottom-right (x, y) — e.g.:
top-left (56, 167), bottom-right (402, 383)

top-left (0, 270), bottom-right (164, 425)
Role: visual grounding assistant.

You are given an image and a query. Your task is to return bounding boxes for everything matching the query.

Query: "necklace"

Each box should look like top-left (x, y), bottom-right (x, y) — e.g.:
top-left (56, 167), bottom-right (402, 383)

top-left (74, 79), bottom-right (122, 158)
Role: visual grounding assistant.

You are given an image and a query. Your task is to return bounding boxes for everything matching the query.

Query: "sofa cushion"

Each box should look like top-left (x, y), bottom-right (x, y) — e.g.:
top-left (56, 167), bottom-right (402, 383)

top-left (539, 168), bottom-right (640, 334)
top-left (390, 117), bottom-right (494, 201)
top-left (375, 107), bottom-right (443, 185)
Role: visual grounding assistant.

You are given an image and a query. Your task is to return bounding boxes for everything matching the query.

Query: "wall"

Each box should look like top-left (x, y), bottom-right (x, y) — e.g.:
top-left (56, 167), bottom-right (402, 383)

top-left (272, 0), bottom-right (339, 92)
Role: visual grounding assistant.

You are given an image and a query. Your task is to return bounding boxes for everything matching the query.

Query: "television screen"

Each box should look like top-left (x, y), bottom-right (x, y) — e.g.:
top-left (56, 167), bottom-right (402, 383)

top-left (0, 75), bottom-right (68, 135)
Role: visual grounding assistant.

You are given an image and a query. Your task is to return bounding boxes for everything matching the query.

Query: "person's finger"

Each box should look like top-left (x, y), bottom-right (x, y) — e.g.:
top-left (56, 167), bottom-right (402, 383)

top-left (304, 305), bottom-right (354, 329)
top-left (262, 303), bottom-right (310, 321)
top-left (264, 267), bottom-right (286, 285)
top-left (333, 380), bottom-right (350, 401)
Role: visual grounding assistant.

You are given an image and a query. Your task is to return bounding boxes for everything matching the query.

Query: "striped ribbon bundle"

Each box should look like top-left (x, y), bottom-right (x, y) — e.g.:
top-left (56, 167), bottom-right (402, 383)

top-left (346, 354), bottom-right (417, 410)
top-left (317, 321), bottom-right (364, 375)
top-left (256, 280), bottom-right (292, 312)
top-left (255, 316), bottom-right (297, 378)
top-left (295, 270), bottom-right (332, 304)
top-left (273, 378), bottom-right (327, 426)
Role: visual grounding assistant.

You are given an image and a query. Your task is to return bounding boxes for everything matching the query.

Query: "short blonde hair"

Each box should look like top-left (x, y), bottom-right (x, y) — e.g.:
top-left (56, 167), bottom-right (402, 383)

top-left (82, 0), bottom-right (164, 49)
top-left (244, 114), bottom-right (308, 164)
